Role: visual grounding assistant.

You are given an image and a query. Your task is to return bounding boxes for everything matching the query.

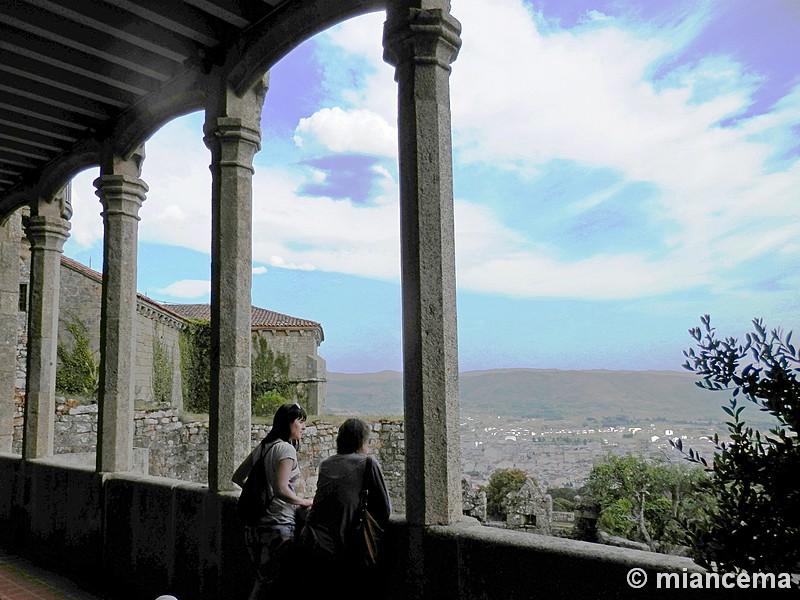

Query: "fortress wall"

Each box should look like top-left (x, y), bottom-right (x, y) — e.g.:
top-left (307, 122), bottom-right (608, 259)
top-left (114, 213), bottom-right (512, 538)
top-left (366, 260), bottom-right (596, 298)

top-left (11, 401), bottom-right (406, 509)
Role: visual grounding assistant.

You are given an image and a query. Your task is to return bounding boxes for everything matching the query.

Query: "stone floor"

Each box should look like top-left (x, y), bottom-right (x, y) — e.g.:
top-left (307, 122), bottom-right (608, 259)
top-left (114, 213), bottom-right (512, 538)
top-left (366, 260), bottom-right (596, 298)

top-left (0, 550), bottom-right (104, 600)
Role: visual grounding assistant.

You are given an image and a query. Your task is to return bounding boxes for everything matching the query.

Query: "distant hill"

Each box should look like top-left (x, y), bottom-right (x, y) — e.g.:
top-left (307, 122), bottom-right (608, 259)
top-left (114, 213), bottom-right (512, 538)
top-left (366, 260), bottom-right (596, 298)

top-left (325, 368), bottom-right (774, 425)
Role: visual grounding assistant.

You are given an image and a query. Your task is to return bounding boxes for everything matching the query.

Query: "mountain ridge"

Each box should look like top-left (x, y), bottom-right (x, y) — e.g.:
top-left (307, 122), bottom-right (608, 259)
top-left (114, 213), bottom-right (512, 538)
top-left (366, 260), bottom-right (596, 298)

top-left (325, 368), bottom-right (772, 425)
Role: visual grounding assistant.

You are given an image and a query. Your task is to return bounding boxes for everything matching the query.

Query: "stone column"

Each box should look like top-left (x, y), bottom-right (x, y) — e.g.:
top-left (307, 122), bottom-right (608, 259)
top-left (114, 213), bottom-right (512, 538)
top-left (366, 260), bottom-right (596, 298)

top-left (203, 74), bottom-right (267, 492)
top-left (95, 147), bottom-right (147, 473)
top-left (22, 189), bottom-right (71, 458)
top-left (0, 211), bottom-right (22, 453)
top-left (383, 2), bottom-right (463, 527)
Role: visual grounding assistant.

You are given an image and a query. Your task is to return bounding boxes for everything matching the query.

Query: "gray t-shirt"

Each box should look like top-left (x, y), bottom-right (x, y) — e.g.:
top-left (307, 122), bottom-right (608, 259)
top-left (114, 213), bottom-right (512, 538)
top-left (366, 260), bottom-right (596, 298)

top-left (259, 440), bottom-right (300, 526)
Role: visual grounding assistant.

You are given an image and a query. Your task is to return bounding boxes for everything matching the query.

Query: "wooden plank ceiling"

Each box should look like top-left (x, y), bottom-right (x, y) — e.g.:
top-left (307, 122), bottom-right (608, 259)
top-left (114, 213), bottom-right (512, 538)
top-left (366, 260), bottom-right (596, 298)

top-left (0, 0), bottom-right (287, 207)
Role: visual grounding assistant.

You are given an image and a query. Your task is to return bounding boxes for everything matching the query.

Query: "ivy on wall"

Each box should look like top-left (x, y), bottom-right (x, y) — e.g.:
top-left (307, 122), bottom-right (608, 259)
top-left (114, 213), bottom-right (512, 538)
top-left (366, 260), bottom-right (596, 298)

top-left (252, 335), bottom-right (304, 417)
top-left (56, 318), bottom-right (99, 398)
top-left (152, 324), bottom-right (173, 405)
top-left (180, 319), bottom-right (211, 413)
top-left (179, 320), bottom-right (305, 417)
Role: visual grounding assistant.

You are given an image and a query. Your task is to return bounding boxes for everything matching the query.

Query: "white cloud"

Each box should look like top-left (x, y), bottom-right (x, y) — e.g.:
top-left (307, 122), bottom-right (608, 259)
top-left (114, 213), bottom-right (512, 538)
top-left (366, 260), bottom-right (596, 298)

top-left (67, 168), bottom-right (102, 249)
top-left (138, 114), bottom-right (212, 254)
top-left (153, 279), bottom-right (210, 299)
top-left (294, 107), bottom-right (397, 157)
top-left (252, 266), bottom-right (268, 275)
top-left (63, 1), bottom-right (800, 305)
top-left (313, 1), bottom-right (800, 300)
top-left (251, 166), bottom-right (400, 279)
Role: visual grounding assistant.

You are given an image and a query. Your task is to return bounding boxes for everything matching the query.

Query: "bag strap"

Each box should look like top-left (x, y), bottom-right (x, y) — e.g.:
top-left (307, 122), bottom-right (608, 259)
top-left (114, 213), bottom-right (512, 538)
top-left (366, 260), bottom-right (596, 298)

top-left (253, 440), bottom-right (280, 493)
top-left (359, 456), bottom-right (372, 511)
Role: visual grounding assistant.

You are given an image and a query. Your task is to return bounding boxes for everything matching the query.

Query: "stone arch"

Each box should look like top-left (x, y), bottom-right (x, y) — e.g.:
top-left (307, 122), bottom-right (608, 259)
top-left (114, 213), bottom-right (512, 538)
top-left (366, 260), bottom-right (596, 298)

top-left (108, 73), bottom-right (209, 162)
top-left (0, 139), bottom-right (100, 221)
top-left (226, 0), bottom-right (386, 96)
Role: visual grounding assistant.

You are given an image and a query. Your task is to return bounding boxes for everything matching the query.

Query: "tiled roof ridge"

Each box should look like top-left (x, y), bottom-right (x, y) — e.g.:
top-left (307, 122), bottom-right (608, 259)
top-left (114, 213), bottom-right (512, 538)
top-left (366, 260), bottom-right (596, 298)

top-left (163, 303), bottom-right (322, 330)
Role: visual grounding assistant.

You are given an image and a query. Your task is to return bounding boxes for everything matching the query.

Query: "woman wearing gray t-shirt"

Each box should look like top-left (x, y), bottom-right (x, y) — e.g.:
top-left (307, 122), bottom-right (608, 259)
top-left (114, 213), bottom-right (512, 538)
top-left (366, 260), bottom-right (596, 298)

top-left (233, 403), bottom-right (312, 600)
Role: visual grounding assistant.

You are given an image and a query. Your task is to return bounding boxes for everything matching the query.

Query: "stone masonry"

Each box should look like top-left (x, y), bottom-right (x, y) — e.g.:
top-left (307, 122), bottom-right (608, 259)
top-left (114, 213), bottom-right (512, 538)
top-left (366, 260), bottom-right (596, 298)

top-left (16, 249), bottom-right (326, 412)
top-left (11, 399), bottom-right (406, 510)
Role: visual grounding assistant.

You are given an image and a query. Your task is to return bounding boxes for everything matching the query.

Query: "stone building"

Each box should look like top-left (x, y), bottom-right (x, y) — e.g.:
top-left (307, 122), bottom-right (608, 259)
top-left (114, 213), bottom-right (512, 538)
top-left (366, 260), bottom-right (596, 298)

top-left (16, 243), bottom-right (326, 413)
top-left (164, 303), bottom-right (326, 411)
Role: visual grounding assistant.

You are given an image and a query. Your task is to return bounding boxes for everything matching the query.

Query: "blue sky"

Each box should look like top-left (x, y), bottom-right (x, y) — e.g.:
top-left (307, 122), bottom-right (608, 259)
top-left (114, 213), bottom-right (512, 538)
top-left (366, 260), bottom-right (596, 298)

top-left (64, 0), bottom-right (800, 374)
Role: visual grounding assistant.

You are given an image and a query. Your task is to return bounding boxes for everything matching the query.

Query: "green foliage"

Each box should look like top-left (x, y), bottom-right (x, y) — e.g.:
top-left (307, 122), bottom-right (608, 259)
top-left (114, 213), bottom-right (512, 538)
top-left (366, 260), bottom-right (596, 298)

top-left (180, 319), bottom-right (211, 413)
top-left (253, 390), bottom-right (289, 420)
top-left (251, 336), bottom-right (302, 416)
top-left (552, 497), bottom-right (575, 512)
top-left (151, 326), bottom-right (173, 404)
top-left (483, 468), bottom-right (528, 520)
top-left (548, 487), bottom-right (579, 512)
top-left (178, 325), bottom-right (304, 417)
top-left (584, 453), bottom-right (706, 551)
top-left (56, 319), bottom-right (99, 397)
top-left (675, 315), bottom-right (800, 574)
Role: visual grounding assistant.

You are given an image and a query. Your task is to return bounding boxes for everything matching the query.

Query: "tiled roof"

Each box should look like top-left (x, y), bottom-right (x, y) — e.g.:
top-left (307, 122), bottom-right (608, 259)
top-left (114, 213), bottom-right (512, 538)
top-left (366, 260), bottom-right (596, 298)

top-left (57, 256), bottom-right (321, 334)
top-left (163, 303), bottom-right (322, 331)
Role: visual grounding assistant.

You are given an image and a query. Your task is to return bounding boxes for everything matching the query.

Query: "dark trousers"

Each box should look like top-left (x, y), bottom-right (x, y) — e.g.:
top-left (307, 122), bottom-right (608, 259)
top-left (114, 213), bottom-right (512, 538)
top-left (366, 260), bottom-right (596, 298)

top-left (244, 524), bottom-right (295, 600)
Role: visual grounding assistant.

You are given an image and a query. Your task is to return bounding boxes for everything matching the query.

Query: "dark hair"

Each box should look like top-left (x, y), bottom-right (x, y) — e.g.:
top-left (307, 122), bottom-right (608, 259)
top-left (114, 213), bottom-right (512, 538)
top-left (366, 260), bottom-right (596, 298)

top-left (336, 418), bottom-right (371, 454)
top-left (265, 403), bottom-right (307, 448)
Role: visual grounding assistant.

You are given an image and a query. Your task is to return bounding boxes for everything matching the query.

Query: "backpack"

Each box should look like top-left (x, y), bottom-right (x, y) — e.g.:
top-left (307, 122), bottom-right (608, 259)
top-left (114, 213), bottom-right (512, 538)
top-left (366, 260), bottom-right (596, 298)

top-left (237, 440), bottom-right (278, 526)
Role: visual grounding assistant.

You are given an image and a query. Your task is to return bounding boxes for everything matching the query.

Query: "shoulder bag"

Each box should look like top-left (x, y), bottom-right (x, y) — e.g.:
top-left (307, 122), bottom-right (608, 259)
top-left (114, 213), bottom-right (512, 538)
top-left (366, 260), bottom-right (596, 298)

top-left (355, 456), bottom-right (384, 567)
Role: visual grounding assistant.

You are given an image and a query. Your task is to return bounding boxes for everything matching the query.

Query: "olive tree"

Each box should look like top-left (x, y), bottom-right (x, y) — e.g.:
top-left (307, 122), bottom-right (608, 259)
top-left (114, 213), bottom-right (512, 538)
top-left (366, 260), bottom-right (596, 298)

top-left (674, 315), bottom-right (800, 574)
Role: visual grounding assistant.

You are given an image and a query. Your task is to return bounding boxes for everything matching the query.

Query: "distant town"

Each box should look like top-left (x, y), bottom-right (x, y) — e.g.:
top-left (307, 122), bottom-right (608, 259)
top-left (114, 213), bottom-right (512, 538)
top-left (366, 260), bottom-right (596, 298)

top-left (460, 410), bottom-right (724, 489)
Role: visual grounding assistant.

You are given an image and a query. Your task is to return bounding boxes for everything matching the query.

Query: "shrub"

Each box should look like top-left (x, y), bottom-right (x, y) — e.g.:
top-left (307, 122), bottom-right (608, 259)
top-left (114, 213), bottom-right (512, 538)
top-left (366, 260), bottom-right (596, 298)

top-left (584, 453), bottom-right (706, 551)
top-left (251, 336), bottom-right (306, 416)
top-left (675, 315), bottom-right (800, 574)
top-left (152, 325), bottom-right (173, 404)
top-left (56, 319), bottom-right (99, 397)
top-left (483, 468), bottom-right (528, 520)
top-left (252, 390), bottom-right (289, 419)
top-left (180, 319), bottom-right (211, 413)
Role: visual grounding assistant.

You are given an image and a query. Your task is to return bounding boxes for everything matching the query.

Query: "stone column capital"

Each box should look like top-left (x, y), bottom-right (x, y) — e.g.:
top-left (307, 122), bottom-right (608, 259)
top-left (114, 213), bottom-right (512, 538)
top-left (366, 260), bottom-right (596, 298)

top-left (383, 8), bottom-right (462, 74)
top-left (203, 117), bottom-right (262, 174)
top-left (30, 185), bottom-right (73, 221)
top-left (94, 174), bottom-right (148, 220)
top-left (24, 214), bottom-right (71, 253)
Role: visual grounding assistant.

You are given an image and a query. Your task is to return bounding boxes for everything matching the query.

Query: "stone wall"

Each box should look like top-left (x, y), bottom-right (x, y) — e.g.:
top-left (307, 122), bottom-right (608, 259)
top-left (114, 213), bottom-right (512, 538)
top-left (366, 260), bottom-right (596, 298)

top-left (134, 305), bottom-right (183, 408)
top-left (17, 252), bottom-right (185, 408)
top-left (254, 329), bottom-right (326, 413)
top-left (504, 477), bottom-right (553, 535)
top-left (11, 400), bottom-right (406, 509)
top-left (462, 475), bottom-right (488, 522)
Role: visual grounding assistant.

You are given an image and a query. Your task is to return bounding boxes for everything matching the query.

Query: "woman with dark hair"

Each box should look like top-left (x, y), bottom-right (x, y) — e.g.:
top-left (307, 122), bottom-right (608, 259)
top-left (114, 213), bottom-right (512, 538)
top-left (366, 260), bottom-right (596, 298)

top-left (233, 402), bottom-right (312, 600)
top-left (300, 418), bottom-right (391, 581)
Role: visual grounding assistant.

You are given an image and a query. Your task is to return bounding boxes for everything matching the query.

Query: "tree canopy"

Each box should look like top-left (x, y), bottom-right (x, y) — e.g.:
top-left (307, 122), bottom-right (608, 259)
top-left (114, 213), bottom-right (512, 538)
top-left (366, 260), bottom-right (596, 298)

top-left (484, 468), bottom-right (528, 520)
top-left (675, 316), bottom-right (800, 574)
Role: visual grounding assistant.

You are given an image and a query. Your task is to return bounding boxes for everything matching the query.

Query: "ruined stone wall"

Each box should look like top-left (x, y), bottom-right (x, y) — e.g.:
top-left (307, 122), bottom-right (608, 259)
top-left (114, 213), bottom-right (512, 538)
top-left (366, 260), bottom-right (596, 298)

top-left (11, 401), bottom-right (406, 509)
top-left (15, 311), bottom-right (26, 402)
